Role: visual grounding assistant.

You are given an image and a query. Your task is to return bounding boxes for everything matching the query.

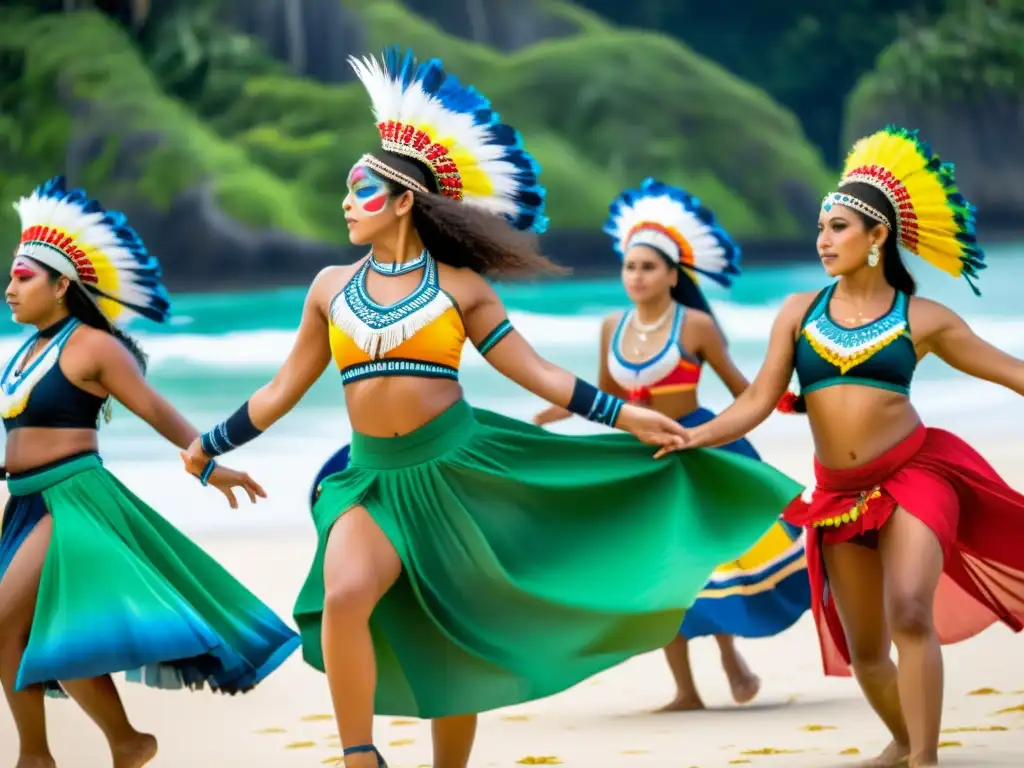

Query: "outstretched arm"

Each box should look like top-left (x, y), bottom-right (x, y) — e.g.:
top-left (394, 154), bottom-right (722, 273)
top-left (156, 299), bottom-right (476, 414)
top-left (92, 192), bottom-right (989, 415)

top-left (92, 333), bottom-right (265, 507)
top-left (533, 312), bottom-right (624, 425)
top-left (188, 269), bottom-right (335, 465)
top-left (465, 278), bottom-right (686, 452)
top-left (95, 334), bottom-right (198, 449)
top-left (686, 293), bottom-right (807, 448)
top-left (921, 301), bottom-right (1024, 395)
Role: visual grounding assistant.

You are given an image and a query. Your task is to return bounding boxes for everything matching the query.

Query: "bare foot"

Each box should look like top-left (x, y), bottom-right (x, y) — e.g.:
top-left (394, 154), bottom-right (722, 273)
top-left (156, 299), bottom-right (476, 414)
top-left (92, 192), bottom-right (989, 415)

top-left (859, 741), bottom-right (910, 767)
top-left (15, 756), bottom-right (56, 768)
top-left (654, 694), bottom-right (706, 712)
top-left (112, 733), bottom-right (158, 768)
top-left (728, 672), bottom-right (761, 705)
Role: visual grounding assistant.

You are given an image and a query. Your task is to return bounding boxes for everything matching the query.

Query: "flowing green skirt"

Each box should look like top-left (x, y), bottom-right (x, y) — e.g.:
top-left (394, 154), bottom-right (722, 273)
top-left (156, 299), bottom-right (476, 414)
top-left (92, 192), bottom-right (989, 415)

top-left (0, 453), bottom-right (300, 695)
top-left (294, 401), bottom-right (801, 717)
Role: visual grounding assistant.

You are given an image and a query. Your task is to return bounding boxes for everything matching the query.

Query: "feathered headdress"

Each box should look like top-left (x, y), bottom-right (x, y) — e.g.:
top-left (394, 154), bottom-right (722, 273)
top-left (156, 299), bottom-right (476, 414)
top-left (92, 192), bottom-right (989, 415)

top-left (14, 176), bottom-right (171, 324)
top-left (823, 125), bottom-right (985, 294)
top-left (604, 178), bottom-right (741, 288)
top-left (347, 47), bottom-right (547, 233)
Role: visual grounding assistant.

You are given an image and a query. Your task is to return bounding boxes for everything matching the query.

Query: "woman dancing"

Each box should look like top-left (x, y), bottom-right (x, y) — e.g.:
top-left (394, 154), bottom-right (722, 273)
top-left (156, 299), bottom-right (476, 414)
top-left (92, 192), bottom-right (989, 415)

top-left (533, 178), bottom-right (810, 712)
top-left (181, 48), bottom-right (801, 768)
top-left (675, 126), bottom-right (1024, 767)
top-left (0, 177), bottom-right (300, 768)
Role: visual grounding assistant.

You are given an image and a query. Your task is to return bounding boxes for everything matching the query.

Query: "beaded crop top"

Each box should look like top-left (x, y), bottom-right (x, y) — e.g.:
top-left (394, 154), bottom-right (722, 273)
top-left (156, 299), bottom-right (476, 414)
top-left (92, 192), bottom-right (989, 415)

top-left (795, 283), bottom-right (916, 397)
top-left (328, 253), bottom-right (512, 384)
top-left (606, 304), bottom-right (702, 403)
top-left (0, 317), bottom-right (106, 431)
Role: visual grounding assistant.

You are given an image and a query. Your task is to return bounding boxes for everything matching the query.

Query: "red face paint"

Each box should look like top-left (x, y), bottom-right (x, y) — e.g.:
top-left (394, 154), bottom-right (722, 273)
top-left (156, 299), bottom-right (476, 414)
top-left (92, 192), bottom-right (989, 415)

top-left (11, 256), bottom-right (38, 279)
top-left (347, 164), bottom-right (390, 217)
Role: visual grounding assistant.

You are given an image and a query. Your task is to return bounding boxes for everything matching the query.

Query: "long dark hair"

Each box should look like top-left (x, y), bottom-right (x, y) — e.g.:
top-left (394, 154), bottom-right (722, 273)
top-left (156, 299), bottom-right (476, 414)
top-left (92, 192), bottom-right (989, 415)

top-left (375, 152), bottom-right (567, 278)
top-left (836, 181), bottom-right (917, 295)
top-left (35, 260), bottom-right (149, 421)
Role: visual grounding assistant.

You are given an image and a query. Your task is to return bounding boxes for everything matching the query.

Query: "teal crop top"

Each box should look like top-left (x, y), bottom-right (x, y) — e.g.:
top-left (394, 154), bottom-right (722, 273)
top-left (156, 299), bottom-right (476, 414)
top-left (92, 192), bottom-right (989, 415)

top-left (794, 284), bottom-right (916, 396)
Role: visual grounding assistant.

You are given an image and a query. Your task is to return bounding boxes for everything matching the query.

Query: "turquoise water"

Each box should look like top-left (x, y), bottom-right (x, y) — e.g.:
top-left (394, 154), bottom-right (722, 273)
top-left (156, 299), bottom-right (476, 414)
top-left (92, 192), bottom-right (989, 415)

top-left (2, 245), bottom-right (1023, 531)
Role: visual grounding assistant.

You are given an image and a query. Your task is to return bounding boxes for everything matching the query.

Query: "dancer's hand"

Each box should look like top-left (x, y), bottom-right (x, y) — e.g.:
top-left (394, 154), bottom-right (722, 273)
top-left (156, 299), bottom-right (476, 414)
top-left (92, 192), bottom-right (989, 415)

top-left (206, 464), bottom-right (266, 509)
top-left (616, 404), bottom-right (692, 458)
top-left (533, 405), bottom-right (571, 426)
top-left (180, 438), bottom-right (266, 509)
top-left (180, 437), bottom-right (209, 477)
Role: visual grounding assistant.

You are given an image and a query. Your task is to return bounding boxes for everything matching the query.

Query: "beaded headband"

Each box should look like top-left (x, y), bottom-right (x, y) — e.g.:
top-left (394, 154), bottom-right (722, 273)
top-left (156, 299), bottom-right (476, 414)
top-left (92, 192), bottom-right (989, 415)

top-left (821, 191), bottom-right (892, 231)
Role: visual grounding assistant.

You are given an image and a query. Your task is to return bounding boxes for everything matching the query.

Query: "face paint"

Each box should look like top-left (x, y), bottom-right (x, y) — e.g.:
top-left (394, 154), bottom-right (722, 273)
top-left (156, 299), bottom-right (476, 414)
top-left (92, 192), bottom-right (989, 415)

top-left (11, 256), bottom-right (39, 279)
top-left (347, 164), bottom-right (390, 216)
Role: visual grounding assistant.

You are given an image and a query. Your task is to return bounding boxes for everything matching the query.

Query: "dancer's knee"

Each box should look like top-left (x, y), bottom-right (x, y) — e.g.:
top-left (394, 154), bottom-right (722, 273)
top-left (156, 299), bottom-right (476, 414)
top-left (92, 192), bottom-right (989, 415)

top-left (887, 591), bottom-right (934, 642)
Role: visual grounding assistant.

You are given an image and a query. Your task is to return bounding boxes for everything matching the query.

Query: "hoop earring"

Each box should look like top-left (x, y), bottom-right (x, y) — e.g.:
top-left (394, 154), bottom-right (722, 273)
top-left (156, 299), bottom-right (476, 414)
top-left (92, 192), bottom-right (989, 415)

top-left (867, 244), bottom-right (880, 268)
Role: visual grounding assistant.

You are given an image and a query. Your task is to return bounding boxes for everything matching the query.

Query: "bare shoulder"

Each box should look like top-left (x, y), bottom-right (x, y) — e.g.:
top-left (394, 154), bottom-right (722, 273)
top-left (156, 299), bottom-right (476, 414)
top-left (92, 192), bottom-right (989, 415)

top-left (602, 309), bottom-right (625, 334)
top-left (310, 262), bottom-right (362, 310)
top-left (436, 262), bottom-right (493, 309)
top-left (69, 323), bottom-right (119, 354)
top-left (907, 294), bottom-right (957, 333)
top-left (683, 306), bottom-right (716, 332)
top-left (779, 290), bottom-right (821, 322)
top-left (63, 324), bottom-right (133, 376)
top-left (906, 294), bottom-right (947, 314)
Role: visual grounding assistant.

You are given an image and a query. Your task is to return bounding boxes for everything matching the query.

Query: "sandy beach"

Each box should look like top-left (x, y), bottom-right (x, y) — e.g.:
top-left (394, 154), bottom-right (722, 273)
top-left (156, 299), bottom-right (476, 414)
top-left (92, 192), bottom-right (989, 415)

top-left (2, 431), bottom-right (1023, 767)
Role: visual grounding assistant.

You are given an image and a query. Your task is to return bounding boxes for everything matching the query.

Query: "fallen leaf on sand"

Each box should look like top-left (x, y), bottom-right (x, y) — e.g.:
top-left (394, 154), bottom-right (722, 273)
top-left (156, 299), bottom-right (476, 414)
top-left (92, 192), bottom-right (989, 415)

top-left (969, 687), bottom-right (1002, 696)
top-left (839, 748), bottom-right (860, 755)
top-left (285, 741), bottom-right (317, 749)
top-left (389, 738), bottom-right (415, 747)
top-left (254, 727), bottom-right (286, 734)
top-left (800, 724), bottom-right (837, 732)
top-left (728, 761), bottom-right (751, 765)
top-left (502, 715), bottom-right (533, 722)
top-left (301, 714), bottom-right (334, 722)
top-left (992, 704), bottom-right (1024, 715)
top-left (391, 718), bottom-right (418, 726)
top-left (740, 748), bottom-right (802, 755)
top-left (938, 741), bottom-right (962, 748)
top-left (321, 759), bottom-right (343, 765)
top-left (516, 757), bottom-right (562, 765)
top-left (942, 725), bottom-right (1008, 733)
top-left (620, 749), bottom-right (650, 754)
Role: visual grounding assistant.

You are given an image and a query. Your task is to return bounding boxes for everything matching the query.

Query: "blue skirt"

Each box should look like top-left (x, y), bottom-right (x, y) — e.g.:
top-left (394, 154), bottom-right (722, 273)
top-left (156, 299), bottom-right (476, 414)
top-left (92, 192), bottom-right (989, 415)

top-left (676, 407), bottom-right (809, 639)
top-left (309, 407), bottom-right (810, 643)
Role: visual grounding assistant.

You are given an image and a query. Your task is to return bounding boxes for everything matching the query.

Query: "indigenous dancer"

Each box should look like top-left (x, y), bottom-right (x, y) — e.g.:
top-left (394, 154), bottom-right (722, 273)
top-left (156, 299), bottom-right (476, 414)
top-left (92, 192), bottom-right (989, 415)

top-left (533, 178), bottom-right (810, 712)
top-left (676, 126), bottom-right (1024, 767)
top-left (0, 177), bottom-right (300, 768)
top-left (181, 48), bottom-right (802, 768)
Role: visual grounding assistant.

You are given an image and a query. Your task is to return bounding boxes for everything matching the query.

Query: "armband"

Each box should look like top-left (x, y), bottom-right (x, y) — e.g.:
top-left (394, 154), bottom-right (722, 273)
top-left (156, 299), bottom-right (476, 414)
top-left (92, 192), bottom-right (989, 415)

top-left (200, 401), bottom-right (263, 457)
top-left (199, 459), bottom-right (217, 486)
top-left (476, 319), bottom-right (514, 356)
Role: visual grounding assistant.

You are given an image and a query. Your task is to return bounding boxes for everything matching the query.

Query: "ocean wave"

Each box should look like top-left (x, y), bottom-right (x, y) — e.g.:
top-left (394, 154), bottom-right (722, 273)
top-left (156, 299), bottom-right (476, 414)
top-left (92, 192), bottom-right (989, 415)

top-left (1, 302), bottom-right (1023, 372)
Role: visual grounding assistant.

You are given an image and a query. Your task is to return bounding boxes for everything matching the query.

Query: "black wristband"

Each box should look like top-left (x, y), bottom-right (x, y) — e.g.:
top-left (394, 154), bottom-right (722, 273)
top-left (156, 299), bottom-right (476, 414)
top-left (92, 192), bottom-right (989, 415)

top-left (200, 401), bottom-right (263, 457)
top-left (566, 378), bottom-right (624, 427)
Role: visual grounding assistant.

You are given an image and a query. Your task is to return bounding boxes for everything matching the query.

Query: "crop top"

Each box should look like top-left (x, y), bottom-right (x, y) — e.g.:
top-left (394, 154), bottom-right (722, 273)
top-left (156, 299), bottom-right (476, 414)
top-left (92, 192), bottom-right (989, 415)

top-left (794, 283), bottom-right (916, 397)
top-left (606, 304), bottom-right (702, 403)
top-left (328, 253), bottom-right (513, 384)
top-left (1, 317), bottom-right (106, 431)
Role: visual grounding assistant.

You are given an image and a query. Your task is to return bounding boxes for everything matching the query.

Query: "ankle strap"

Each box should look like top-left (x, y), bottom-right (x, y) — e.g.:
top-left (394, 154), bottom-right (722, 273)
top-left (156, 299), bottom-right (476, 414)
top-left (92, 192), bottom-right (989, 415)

top-left (343, 744), bottom-right (385, 766)
top-left (343, 745), bottom-right (378, 755)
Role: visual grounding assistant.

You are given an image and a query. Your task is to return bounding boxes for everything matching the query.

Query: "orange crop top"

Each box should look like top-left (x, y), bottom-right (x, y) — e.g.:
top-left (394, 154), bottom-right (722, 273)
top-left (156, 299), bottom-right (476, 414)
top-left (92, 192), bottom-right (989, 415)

top-left (328, 254), bottom-right (512, 384)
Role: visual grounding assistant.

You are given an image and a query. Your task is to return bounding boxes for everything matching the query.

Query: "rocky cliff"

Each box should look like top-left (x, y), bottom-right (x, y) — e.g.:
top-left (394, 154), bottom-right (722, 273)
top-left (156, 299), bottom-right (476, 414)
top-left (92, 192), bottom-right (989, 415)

top-left (844, 2), bottom-right (1024, 226)
top-left (0, 1), bottom-right (832, 287)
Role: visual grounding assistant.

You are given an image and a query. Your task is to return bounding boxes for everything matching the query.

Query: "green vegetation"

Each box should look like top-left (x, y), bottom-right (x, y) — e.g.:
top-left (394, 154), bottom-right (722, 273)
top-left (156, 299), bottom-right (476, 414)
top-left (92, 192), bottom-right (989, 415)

top-left (0, 0), bottom-right (834, 266)
top-left (846, 0), bottom-right (1024, 141)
